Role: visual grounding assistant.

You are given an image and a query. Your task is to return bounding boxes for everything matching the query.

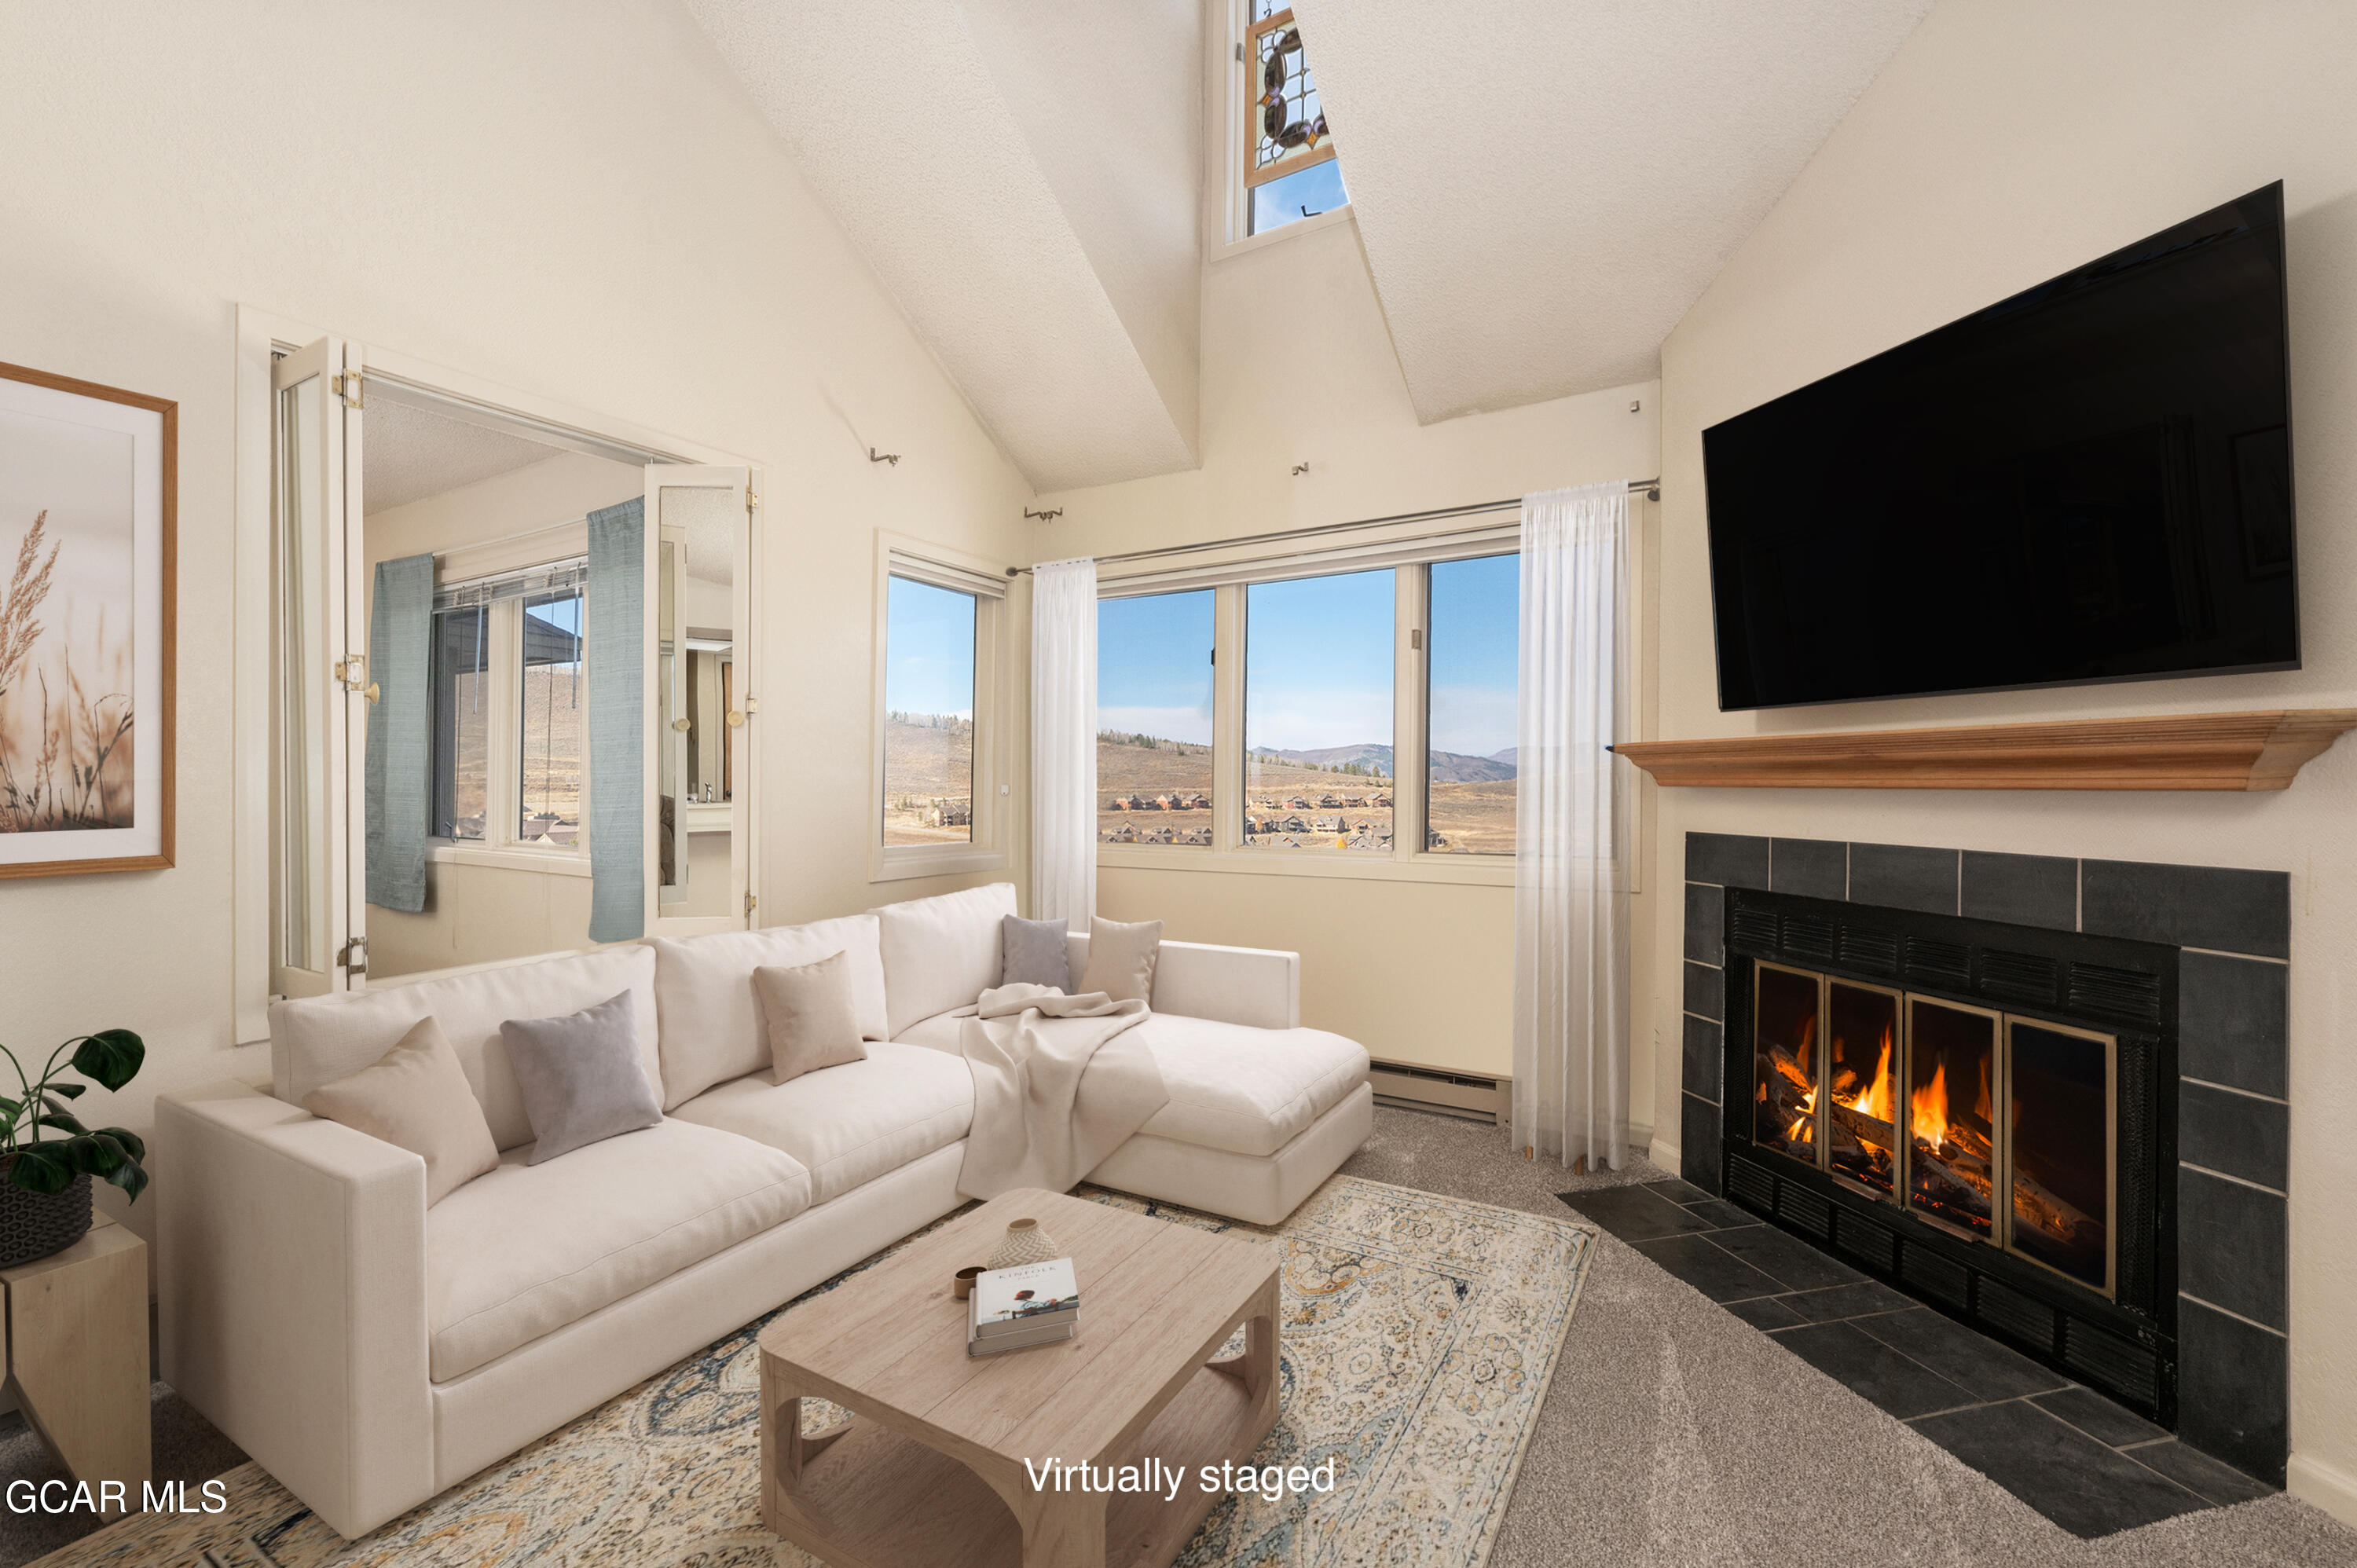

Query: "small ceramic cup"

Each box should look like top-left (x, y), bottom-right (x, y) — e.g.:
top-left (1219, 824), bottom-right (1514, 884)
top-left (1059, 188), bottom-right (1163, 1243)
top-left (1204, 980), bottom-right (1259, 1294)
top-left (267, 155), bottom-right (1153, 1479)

top-left (953, 1265), bottom-right (987, 1299)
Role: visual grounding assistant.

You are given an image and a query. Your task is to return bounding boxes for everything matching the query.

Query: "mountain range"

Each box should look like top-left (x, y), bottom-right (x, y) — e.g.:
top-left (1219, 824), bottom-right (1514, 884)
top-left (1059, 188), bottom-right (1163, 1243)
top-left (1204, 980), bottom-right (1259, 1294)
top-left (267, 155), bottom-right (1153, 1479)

top-left (1247, 743), bottom-right (1516, 783)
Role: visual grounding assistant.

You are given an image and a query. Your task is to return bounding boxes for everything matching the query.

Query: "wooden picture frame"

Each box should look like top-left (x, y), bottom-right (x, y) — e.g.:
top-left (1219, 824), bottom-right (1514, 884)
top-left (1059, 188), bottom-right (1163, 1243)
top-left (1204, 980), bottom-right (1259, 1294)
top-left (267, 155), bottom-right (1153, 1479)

top-left (0, 360), bottom-right (175, 877)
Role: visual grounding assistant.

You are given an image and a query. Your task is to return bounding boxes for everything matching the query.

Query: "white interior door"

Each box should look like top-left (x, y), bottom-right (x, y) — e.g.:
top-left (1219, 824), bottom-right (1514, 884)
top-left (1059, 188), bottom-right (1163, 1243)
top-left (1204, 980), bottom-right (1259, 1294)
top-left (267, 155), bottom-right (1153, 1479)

top-left (269, 337), bottom-right (367, 994)
top-left (645, 464), bottom-right (757, 935)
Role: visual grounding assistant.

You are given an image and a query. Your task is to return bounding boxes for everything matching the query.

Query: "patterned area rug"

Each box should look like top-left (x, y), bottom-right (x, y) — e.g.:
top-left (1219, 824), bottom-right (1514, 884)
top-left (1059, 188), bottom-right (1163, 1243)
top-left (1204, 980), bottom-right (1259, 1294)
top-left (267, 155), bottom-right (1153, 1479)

top-left (39, 1176), bottom-right (1593, 1568)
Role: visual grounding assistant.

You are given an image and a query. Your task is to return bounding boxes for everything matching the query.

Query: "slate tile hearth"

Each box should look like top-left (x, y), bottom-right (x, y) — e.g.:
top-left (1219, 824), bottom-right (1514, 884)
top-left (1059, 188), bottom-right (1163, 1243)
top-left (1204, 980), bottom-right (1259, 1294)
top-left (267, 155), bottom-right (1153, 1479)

top-left (1563, 1179), bottom-right (2281, 1537)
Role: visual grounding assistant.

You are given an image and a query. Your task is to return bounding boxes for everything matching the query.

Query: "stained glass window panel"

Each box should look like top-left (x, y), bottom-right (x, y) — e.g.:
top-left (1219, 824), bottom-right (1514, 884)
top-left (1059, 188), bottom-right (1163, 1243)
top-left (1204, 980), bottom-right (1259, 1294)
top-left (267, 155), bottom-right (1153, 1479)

top-left (1246, 5), bottom-right (1341, 237)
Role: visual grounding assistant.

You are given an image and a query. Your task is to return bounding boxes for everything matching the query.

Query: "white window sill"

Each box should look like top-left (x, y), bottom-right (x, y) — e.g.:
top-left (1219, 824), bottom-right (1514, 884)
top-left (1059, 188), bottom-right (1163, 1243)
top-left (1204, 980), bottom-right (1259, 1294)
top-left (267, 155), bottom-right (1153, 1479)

top-left (1215, 203), bottom-right (1354, 262)
top-left (871, 845), bottom-right (1008, 883)
top-left (428, 842), bottom-right (593, 877)
top-left (1096, 845), bottom-right (1513, 887)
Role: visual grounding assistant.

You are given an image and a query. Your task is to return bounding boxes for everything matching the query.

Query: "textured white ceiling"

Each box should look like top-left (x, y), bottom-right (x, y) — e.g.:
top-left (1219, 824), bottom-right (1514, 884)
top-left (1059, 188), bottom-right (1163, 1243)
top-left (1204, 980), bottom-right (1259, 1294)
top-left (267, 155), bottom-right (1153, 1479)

top-left (364, 397), bottom-right (566, 513)
top-left (654, 480), bottom-right (739, 587)
top-left (685, 0), bottom-right (1202, 493)
top-left (1288, 0), bottom-right (1935, 423)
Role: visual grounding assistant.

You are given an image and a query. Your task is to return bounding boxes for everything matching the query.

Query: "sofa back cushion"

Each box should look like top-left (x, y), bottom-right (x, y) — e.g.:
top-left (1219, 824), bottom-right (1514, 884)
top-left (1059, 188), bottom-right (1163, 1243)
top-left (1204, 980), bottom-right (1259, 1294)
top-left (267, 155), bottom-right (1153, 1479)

top-left (650, 914), bottom-right (887, 1108)
top-left (871, 882), bottom-right (1017, 1039)
top-left (272, 945), bottom-right (659, 1152)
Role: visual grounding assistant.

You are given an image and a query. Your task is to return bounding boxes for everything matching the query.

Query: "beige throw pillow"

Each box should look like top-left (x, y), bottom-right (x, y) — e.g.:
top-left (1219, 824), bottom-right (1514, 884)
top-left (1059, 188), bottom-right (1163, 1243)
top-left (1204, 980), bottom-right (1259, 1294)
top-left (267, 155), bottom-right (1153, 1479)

top-left (301, 1016), bottom-right (501, 1206)
top-left (1078, 916), bottom-right (1163, 1006)
top-left (755, 951), bottom-right (871, 1085)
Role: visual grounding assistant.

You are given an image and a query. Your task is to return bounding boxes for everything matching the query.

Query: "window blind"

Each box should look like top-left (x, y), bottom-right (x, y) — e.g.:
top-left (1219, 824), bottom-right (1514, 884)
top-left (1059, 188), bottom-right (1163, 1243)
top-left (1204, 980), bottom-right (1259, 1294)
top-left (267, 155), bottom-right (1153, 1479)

top-left (434, 556), bottom-right (589, 613)
top-left (888, 550), bottom-right (1006, 600)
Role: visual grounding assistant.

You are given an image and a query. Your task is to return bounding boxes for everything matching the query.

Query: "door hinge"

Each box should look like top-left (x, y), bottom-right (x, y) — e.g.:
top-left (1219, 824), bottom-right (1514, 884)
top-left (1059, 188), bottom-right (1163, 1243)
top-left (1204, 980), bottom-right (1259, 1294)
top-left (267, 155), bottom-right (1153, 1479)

top-left (334, 654), bottom-right (380, 703)
top-left (1411, 628), bottom-right (1423, 650)
top-left (334, 370), bottom-right (365, 409)
top-left (745, 892), bottom-right (758, 916)
top-left (746, 489), bottom-right (761, 514)
top-left (336, 936), bottom-right (368, 976)
top-left (743, 694), bottom-right (759, 715)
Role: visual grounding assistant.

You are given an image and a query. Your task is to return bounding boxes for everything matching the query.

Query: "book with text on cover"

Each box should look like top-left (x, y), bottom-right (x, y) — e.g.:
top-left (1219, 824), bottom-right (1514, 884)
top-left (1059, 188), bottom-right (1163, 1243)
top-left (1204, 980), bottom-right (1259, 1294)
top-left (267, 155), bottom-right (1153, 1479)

top-left (971, 1257), bottom-right (1080, 1337)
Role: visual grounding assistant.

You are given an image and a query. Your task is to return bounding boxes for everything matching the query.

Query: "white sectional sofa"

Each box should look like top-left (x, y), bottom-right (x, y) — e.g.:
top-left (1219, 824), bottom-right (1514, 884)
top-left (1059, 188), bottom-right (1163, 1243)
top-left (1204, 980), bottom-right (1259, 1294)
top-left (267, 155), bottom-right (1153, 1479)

top-left (155, 884), bottom-right (1372, 1539)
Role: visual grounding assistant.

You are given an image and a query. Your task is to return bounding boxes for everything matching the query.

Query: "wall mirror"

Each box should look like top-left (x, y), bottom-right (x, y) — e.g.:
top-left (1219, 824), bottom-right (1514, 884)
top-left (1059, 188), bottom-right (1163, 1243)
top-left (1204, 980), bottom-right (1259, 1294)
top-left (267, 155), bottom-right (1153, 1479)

top-left (263, 337), bottom-right (758, 995)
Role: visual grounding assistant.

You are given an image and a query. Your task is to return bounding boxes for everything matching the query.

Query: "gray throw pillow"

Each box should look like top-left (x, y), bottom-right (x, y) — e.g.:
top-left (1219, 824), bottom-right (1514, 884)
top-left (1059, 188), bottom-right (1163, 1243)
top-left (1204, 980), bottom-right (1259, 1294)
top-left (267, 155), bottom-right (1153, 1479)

top-left (500, 991), bottom-right (663, 1165)
top-left (1001, 914), bottom-right (1072, 991)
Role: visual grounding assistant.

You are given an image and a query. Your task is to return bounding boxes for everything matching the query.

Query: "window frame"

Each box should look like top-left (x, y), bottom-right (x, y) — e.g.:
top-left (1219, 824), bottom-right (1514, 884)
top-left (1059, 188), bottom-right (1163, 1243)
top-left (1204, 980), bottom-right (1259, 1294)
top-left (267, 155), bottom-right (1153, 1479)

top-left (1420, 550), bottom-right (1523, 861)
top-left (871, 532), bottom-right (1010, 883)
top-left (1094, 530), bottom-right (1538, 888)
top-left (425, 562), bottom-right (592, 876)
top-left (1222, 0), bottom-right (1351, 252)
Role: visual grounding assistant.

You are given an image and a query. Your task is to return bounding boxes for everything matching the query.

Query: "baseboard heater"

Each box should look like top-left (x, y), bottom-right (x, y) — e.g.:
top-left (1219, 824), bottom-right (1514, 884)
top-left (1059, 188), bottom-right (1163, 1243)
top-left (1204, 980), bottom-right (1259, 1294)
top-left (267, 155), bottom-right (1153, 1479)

top-left (1369, 1060), bottom-right (1509, 1125)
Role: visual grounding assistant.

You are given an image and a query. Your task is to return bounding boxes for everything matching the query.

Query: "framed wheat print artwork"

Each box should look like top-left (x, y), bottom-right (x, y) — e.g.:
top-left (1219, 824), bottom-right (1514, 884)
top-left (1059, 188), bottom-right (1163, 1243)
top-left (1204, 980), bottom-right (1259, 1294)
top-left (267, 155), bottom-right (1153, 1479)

top-left (0, 361), bottom-right (174, 877)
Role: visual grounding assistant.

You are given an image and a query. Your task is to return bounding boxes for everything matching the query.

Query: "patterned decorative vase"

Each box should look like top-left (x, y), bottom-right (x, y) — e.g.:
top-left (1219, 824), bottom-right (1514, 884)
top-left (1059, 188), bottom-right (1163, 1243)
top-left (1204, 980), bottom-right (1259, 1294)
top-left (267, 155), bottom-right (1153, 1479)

top-left (987, 1217), bottom-right (1061, 1269)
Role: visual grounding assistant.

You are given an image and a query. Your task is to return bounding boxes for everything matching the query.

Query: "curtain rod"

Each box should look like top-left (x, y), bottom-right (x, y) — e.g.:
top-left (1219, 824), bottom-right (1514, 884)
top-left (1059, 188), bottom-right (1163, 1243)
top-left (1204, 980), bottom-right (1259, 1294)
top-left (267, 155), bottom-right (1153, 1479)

top-left (1004, 480), bottom-right (1660, 577)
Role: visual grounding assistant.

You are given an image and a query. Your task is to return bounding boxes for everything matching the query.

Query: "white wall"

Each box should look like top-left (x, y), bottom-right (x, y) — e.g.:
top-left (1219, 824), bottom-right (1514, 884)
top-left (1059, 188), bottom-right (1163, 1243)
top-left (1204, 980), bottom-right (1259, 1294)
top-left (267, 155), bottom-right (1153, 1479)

top-left (0, 0), bottom-right (1036, 1236)
top-left (364, 449), bottom-right (641, 565)
top-left (1040, 192), bottom-right (1662, 1095)
top-left (1644, 0), bottom-right (2357, 1519)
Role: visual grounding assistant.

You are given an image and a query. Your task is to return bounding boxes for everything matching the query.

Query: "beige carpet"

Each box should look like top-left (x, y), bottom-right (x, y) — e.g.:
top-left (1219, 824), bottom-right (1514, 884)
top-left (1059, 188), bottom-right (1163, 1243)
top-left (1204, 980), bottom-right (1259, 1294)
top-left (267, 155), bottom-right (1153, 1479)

top-left (1336, 1108), bottom-right (2357, 1568)
top-left (29, 1171), bottom-right (1593, 1567)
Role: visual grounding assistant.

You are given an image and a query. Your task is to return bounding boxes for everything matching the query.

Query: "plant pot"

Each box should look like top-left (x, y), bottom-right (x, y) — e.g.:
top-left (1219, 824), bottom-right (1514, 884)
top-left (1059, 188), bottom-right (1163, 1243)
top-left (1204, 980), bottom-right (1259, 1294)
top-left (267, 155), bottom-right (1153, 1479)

top-left (0, 1166), bottom-right (93, 1269)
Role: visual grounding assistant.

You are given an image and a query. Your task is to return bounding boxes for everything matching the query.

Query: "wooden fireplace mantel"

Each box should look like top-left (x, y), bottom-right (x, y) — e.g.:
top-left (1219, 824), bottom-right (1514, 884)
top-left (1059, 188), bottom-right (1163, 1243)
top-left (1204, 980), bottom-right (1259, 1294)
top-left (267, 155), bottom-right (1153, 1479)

top-left (1613, 709), bottom-right (2357, 791)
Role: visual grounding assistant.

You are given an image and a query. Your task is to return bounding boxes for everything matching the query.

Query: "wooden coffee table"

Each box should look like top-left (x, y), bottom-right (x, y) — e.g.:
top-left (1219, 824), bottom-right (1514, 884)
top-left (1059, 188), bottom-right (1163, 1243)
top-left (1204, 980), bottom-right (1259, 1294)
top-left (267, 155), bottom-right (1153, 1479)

top-left (757, 1187), bottom-right (1281, 1568)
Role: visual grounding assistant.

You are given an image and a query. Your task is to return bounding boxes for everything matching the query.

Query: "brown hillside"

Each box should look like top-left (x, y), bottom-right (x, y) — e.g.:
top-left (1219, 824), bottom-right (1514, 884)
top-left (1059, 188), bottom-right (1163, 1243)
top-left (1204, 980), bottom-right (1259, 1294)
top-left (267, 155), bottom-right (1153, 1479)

top-left (884, 713), bottom-right (973, 844)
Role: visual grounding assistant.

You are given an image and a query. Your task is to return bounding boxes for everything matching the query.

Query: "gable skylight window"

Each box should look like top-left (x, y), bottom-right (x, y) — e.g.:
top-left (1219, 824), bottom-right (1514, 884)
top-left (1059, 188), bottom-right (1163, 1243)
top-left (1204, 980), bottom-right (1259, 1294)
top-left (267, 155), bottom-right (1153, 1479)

top-left (1245, 3), bottom-right (1347, 237)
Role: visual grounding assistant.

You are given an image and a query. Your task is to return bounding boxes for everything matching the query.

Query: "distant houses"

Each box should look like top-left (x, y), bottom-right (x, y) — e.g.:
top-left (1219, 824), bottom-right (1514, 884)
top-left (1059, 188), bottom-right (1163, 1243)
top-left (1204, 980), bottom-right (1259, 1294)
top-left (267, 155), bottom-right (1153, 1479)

top-left (1098, 822), bottom-right (1213, 845)
top-left (1104, 791), bottom-right (1208, 811)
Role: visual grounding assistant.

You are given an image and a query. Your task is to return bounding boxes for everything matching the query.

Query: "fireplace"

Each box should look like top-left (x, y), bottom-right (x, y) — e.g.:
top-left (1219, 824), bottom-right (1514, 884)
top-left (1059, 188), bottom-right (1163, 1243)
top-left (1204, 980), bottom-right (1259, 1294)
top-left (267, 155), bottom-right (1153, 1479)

top-left (1722, 888), bottom-right (2172, 1417)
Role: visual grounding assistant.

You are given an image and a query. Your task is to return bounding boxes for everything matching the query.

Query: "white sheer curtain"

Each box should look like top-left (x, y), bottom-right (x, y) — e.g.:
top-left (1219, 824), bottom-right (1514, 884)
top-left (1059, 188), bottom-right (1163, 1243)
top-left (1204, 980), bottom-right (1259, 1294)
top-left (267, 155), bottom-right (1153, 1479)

top-left (1029, 557), bottom-right (1098, 929)
top-left (1512, 482), bottom-right (1634, 1171)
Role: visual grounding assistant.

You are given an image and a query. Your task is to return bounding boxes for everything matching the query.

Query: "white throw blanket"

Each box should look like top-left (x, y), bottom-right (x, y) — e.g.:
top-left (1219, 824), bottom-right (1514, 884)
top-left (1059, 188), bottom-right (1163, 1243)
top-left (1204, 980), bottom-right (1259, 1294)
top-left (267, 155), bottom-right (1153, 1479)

top-left (955, 983), bottom-right (1168, 1200)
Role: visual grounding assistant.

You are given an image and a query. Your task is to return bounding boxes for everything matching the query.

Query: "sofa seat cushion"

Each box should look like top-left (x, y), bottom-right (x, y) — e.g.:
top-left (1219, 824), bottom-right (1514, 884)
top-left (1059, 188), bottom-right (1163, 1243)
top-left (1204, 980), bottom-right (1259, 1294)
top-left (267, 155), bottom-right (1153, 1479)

top-left (1133, 1014), bottom-right (1369, 1159)
top-left (425, 1119), bottom-right (810, 1382)
top-left (669, 1042), bottom-right (974, 1206)
top-left (890, 1010), bottom-right (967, 1054)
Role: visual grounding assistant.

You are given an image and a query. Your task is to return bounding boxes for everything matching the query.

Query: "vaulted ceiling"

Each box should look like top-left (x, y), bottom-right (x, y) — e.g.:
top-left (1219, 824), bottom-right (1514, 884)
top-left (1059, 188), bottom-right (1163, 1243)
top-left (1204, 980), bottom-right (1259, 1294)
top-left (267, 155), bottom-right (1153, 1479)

top-left (685, 0), bottom-right (1202, 494)
top-left (1294, 0), bottom-right (1935, 423)
top-left (687, 0), bottom-right (1931, 489)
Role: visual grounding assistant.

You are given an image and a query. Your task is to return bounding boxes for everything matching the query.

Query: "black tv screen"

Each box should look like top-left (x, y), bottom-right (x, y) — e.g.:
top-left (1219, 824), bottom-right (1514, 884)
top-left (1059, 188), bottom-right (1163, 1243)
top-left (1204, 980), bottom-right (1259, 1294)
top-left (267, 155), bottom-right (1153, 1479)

top-left (1702, 183), bottom-right (2297, 711)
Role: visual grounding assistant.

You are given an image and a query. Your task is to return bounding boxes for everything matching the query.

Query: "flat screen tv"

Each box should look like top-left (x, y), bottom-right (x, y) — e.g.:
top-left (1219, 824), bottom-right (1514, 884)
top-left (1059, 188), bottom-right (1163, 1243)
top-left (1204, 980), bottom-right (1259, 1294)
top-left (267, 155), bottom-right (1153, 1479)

top-left (1703, 182), bottom-right (2296, 711)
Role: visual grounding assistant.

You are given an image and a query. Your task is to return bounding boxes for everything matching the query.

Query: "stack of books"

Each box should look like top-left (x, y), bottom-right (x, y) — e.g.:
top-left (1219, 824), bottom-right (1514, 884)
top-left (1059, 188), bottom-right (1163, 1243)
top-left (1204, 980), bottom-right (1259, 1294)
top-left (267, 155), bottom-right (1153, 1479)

top-left (967, 1257), bottom-right (1080, 1357)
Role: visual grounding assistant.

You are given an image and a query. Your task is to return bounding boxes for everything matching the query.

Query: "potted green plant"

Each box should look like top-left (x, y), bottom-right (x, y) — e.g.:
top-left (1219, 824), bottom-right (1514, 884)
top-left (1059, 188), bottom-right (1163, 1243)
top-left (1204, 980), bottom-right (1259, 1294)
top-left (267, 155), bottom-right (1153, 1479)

top-left (1, 1028), bottom-right (148, 1268)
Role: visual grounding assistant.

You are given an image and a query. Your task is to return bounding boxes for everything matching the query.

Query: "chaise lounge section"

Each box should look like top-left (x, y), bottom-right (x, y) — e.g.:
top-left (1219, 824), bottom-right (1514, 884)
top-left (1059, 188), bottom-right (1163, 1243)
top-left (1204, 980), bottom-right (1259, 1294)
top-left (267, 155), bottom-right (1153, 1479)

top-left (154, 884), bottom-right (1371, 1538)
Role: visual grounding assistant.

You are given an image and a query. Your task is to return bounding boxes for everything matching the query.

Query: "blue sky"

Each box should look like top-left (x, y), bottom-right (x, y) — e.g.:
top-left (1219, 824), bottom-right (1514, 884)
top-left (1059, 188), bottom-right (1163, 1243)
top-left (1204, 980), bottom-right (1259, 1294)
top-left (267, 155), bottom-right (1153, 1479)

top-left (1095, 560), bottom-right (1521, 757)
top-left (1252, 159), bottom-right (1347, 236)
top-left (1098, 589), bottom-right (1215, 742)
top-left (886, 575), bottom-right (976, 719)
top-left (1428, 553), bottom-right (1520, 757)
top-left (1245, 570), bottom-right (1395, 752)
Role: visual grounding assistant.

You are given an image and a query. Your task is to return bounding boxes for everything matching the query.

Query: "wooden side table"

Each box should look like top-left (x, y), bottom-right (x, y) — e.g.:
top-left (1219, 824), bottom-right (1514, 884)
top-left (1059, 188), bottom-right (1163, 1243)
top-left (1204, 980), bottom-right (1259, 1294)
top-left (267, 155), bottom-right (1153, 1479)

top-left (2, 1212), bottom-right (151, 1512)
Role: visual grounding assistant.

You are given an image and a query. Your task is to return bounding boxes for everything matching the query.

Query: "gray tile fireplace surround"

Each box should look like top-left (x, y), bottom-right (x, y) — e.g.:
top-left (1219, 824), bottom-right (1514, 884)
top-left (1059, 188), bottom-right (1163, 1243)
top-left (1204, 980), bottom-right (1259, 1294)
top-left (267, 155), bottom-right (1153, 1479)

top-left (1678, 831), bottom-right (2290, 1490)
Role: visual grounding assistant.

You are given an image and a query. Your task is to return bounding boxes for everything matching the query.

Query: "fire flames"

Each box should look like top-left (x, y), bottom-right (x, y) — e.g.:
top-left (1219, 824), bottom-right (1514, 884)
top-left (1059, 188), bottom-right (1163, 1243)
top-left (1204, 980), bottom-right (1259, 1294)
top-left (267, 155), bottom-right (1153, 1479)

top-left (1912, 1062), bottom-right (1952, 1152)
top-left (1842, 1028), bottom-right (1896, 1123)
